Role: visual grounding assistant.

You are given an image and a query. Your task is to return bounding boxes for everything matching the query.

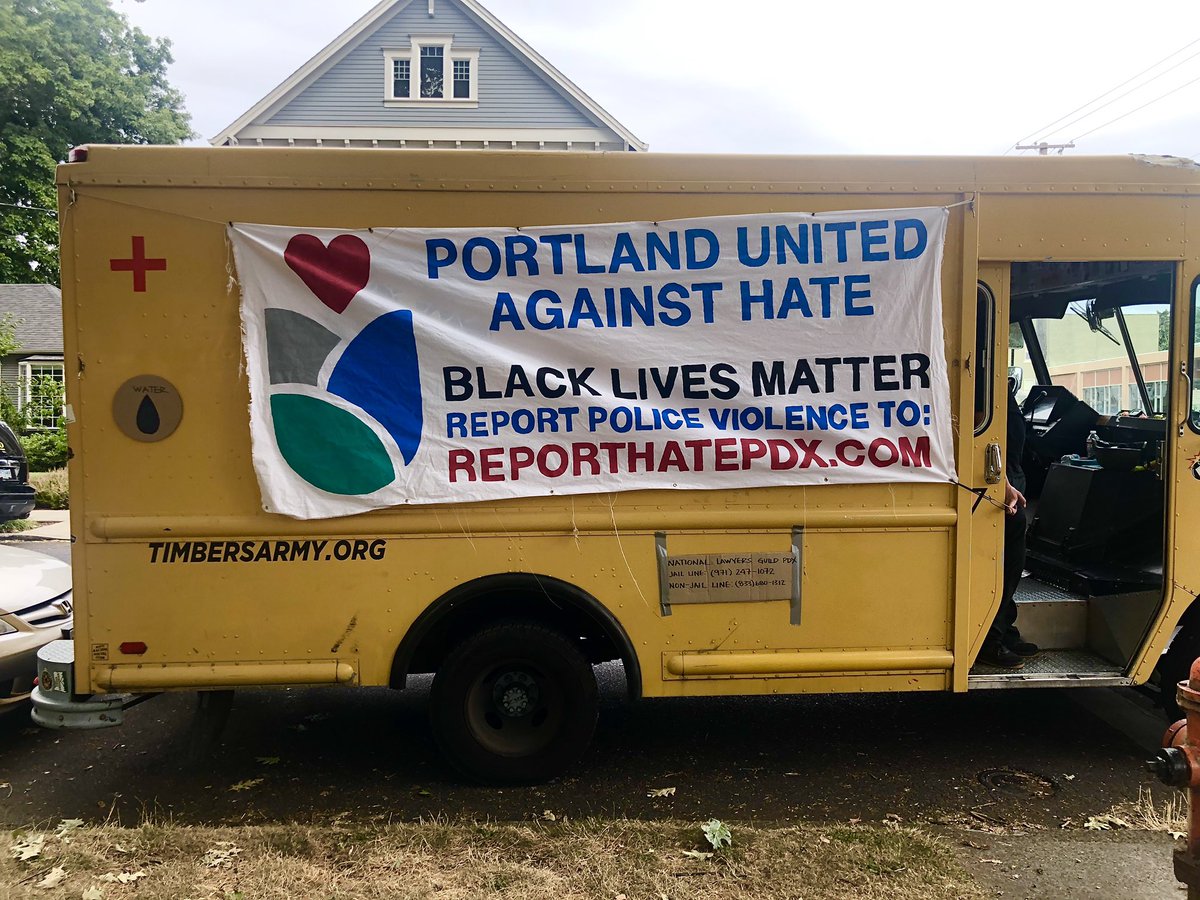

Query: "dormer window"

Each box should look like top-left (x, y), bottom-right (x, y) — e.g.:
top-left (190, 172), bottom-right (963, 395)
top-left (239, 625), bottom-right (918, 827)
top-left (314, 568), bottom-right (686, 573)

top-left (420, 46), bottom-right (443, 97)
top-left (385, 37), bottom-right (478, 106)
top-left (392, 59), bottom-right (410, 98)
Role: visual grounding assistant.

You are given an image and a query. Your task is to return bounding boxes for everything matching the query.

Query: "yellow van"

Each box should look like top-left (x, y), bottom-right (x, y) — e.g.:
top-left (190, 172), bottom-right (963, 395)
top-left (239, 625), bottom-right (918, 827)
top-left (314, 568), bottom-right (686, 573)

top-left (32, 147), bottom-right (1200, 783)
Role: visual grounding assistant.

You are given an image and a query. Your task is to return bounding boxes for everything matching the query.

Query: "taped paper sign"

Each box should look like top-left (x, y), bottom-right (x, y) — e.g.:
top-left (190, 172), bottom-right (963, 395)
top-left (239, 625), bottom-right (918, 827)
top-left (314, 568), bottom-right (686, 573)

top-left (231, 208), bottom-right (955, 519)
top-left (665, 553), bottom-right (794, 605)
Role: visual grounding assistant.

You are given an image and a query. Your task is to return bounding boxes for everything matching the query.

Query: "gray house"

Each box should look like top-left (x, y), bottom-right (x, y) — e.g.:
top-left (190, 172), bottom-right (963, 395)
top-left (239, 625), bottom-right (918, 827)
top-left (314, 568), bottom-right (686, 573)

top-left (211, 0), bottom-right (645, 152)
top-left (0, 284), bottom-right (64, 429)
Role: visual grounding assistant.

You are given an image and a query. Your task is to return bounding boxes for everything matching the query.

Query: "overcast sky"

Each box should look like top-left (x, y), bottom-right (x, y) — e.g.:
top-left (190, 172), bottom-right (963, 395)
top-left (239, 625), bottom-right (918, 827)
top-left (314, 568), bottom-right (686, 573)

top-left (115, 0), bottom-right (1200, 159)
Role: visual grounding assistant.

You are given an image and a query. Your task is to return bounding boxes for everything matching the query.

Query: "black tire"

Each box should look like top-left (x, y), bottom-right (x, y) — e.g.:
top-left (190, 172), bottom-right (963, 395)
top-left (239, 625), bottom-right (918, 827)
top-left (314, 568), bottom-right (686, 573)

top-left (185, 689), bottom-right (234, 764)
top-left (1156, 608), bottom-right (1200, 720)
top-left (430, 621), bottom-right (598, 785)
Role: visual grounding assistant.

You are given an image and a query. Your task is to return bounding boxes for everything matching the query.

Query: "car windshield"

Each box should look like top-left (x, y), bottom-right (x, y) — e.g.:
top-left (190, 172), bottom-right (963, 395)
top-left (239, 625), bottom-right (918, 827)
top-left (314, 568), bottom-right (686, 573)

top-left (1009, 261), bottom-right (1174, 416)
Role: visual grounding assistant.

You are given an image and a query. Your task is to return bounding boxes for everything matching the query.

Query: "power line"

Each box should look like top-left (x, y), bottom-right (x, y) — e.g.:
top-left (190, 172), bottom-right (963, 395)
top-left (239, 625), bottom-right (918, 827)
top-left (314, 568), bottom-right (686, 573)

top-left (0, 201), bottom-right (57, 215)
top-left (1070, 71), bottom-right (1200, 143)
top-left (1036, 47), bottom-right (1200, 144)
top-left (1006, 36), bottom-right (1200, 153)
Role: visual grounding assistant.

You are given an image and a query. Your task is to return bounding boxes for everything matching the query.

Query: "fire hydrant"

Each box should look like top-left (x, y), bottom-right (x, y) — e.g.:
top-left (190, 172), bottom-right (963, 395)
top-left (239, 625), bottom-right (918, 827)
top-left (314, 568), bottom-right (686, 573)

top-left (1149, 658), bottom-right (1200, 897)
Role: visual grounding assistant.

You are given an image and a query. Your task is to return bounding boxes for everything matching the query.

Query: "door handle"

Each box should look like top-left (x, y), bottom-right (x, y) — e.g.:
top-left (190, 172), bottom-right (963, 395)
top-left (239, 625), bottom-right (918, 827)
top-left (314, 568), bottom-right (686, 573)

top-left (984, 441), bottom-right (1002, 484)
top-left (1181, 360), bottom-right (1193, 438)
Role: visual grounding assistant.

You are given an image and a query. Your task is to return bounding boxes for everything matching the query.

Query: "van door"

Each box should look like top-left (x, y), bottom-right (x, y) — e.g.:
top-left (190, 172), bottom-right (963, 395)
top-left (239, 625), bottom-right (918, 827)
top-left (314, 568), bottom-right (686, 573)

top-left (1132, 264), bottom-right (1200, 687)
top-left (958, 264), bottom-right (1010, 685)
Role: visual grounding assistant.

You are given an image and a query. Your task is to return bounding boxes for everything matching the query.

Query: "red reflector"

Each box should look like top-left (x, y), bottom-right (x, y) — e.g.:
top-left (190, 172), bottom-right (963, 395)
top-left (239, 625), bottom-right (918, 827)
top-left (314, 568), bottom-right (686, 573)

top-left (119, 642), bottom-right (147, 655)
top-left (68, 146), bottom-right (88, 163)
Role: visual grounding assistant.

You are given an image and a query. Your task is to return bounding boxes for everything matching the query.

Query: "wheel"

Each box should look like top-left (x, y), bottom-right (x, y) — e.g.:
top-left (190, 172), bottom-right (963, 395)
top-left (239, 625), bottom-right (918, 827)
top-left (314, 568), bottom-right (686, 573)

top-left (185, 689), bottom-right (234, 764)
top-left (430, 621), bottom-right (598, 784)
top-left (1156, 608), bottom-right (1200, 721)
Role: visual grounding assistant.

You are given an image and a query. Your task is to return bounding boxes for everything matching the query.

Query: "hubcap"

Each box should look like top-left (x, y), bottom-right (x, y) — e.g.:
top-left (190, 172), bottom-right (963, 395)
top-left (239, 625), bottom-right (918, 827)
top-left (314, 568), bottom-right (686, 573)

top-left (493, 670), bottom-right (539, 717)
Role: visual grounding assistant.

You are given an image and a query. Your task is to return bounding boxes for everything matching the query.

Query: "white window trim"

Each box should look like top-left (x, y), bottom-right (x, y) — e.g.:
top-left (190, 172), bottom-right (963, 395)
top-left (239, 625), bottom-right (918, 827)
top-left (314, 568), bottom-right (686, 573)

top-left (17, 360), bottom-right (65, 429)
top-left (384, 37), bottom-right (479, 108)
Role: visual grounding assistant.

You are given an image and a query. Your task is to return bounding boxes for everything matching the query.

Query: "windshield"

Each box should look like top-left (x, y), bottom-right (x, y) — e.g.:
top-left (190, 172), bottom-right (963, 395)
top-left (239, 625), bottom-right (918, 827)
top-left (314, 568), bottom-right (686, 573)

top-left (1012, 301), bottom-right (1170, 416)
top-left (1008, 261), bottom-right (1174, 417)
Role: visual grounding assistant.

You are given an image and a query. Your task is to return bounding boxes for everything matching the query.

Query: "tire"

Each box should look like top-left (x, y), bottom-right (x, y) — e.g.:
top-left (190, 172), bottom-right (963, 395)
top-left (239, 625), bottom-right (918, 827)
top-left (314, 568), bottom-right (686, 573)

top-left (1156, 609), bottom-right (1200, 721)
top-left (430, 621), bottom-right (598, 785)
top-left (185, 689), bottom-right (234, 764)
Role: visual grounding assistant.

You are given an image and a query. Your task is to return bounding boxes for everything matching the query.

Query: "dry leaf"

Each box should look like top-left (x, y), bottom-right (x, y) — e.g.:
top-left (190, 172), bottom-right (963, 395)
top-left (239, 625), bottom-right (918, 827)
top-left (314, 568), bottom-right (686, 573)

top-left (1083, 814), bottom-right (1130, 831)
top-left (56, 819), bottom-right (84, 841)
top-left (82, 888), bottom-right (104, 900)
top-left (255, 757), bottom-right (280, 766)
top-left (203, 845), bottom-right (243, 869)
top-left (35, 866), bottom-right (66, 889)
top-left (99, 871), bottom-right (147, 884)
top-left (680, 849), bottom-right (713, 860)
top-left (229, 778), bottom-right (263, 792)
top-left (981, 858), bottom-right (1003, 864)
top-left (541, 810), bottom-right (557, 821)
top-left (11, 833), bottom-right (45, 861)
top-left (646, 787), bottom-right (676, 798)
top-left (818, 835), bottom-right (831, 844)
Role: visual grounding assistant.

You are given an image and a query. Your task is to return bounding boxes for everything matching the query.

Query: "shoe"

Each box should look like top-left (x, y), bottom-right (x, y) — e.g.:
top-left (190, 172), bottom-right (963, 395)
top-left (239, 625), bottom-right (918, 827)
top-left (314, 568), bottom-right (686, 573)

top-left (1006, 640), bottom-right (1039, 658)
top-left (979, 644), bottom-right (1024, 669)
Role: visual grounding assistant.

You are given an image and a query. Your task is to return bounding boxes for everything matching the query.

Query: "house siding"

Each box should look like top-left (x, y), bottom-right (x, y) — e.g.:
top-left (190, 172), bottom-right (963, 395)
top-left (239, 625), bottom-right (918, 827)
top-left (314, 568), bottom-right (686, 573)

top-left (265, 0), bottom-right (598, 130)
top-left (0, 358), bottom-right (17, 408)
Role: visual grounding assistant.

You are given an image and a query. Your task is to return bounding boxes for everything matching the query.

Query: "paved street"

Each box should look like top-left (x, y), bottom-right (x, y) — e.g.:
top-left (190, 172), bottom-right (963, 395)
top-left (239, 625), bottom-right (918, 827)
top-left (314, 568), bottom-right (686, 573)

top-left (0, 646), bottom-right (1176, 830)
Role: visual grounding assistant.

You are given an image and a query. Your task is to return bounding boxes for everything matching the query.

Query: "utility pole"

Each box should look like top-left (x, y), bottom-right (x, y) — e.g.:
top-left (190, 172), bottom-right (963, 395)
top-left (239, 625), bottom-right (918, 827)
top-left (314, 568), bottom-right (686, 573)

top-left (1015, 141), bottom-right (1076, 155)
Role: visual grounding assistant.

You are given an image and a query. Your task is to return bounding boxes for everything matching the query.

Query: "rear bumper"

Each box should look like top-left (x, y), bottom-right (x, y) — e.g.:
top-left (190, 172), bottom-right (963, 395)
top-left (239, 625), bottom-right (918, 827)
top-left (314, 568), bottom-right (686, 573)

top-left (30, 640), bottom-right (144, 729)
top-left (0, 484), bottom-right (35, 519)
top-left (31, 684), bottom-right (135, 729)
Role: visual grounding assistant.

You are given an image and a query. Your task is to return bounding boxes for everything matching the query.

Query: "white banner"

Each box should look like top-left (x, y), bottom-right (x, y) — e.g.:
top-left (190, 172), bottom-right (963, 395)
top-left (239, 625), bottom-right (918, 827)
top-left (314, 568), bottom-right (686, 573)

top-left (231, 208), bottom-right (955, 519)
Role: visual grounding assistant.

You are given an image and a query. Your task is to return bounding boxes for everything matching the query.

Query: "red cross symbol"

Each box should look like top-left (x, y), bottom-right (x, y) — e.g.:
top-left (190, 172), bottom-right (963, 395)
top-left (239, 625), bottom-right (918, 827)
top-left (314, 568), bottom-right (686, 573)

top-left (110, 236), bottom-right (167, 292)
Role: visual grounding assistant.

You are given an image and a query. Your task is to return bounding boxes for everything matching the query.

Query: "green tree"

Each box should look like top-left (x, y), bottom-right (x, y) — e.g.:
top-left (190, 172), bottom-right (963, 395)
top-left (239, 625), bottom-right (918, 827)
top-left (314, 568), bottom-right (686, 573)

top-left (0, 0), bottom-right (192, 283)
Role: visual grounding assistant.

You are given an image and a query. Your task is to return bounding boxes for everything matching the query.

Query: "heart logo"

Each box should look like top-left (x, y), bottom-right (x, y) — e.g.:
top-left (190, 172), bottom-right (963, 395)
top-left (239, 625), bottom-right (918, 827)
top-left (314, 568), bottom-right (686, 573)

top-left (284, 234), bottom-right (370, 314)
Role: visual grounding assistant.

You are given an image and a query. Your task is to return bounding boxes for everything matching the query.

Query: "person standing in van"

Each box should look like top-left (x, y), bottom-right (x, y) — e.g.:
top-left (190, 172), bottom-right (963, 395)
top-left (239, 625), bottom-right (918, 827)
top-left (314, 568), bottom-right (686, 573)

top-left (980, 385), bottom-right (1040, 668)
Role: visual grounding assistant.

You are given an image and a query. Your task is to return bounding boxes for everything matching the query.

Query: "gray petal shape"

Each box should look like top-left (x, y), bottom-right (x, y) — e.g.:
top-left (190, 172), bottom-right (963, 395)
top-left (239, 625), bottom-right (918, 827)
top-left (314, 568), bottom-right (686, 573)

top-left (265, 307), bottom-right (341, 386)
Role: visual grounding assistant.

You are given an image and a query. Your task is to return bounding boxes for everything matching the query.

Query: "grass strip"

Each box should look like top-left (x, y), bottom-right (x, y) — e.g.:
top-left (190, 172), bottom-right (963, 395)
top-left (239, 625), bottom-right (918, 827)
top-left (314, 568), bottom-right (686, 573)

top-left (2, 818), bottom-right (984, 900)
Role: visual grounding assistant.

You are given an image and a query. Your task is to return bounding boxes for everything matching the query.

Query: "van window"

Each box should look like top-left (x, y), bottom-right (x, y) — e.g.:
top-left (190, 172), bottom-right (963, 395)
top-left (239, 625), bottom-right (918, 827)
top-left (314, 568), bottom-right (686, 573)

top-left (1192, 277), bottom-right (1200, 431)
top-left (974, 284), bottom-right (995, 434)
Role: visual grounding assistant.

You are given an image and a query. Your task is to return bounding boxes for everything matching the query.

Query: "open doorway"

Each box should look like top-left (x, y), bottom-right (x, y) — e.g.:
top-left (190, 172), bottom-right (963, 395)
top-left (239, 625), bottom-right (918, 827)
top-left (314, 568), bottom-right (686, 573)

top-left (971, 261), bottom-right (1173, 689)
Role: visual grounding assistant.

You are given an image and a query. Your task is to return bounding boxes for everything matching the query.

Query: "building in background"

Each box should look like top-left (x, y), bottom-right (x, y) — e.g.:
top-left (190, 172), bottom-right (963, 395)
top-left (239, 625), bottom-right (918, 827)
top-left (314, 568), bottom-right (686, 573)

top-left (0, 284), bottom-right (64, 429)
top-left (212, 0), bottom-right (645, 152)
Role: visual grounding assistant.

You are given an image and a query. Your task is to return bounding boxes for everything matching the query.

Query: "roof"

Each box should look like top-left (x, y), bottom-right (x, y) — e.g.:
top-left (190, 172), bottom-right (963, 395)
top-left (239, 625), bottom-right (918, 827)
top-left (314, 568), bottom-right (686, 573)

top-left (210, 0), bottom-right (645, 151)
top-left (0, 284), bottom-right (63, 355)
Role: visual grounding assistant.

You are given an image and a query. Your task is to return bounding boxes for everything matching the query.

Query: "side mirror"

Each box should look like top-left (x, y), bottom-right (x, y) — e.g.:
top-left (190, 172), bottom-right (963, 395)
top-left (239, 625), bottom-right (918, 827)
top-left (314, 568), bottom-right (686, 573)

top-left (1008, 366), bottom-right (1023, 394)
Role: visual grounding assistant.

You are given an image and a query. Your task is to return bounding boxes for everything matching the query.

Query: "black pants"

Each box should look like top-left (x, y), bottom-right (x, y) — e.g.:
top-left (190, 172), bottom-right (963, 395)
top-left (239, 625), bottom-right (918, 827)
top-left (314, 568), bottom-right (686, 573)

top-left (986, 511), bottom-right (1027, 649)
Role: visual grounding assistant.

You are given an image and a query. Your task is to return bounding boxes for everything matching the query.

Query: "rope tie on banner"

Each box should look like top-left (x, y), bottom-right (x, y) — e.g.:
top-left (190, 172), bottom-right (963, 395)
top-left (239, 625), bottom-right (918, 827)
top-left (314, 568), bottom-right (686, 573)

top-left (950, 479), bottom-right (1009, 514)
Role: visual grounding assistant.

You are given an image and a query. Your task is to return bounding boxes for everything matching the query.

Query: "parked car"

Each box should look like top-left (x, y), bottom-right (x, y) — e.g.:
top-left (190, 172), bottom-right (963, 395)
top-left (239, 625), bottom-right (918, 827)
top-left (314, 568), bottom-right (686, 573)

top-left (0, 545), bottom-right (72, 707)
top-left (0, 420), bottom-right (35, 521)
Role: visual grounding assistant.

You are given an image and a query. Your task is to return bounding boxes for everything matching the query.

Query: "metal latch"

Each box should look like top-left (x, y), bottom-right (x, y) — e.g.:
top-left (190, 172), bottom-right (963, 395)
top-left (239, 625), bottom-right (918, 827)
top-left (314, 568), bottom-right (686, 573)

top-left (984, 441), bottom-right (1003, 484)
